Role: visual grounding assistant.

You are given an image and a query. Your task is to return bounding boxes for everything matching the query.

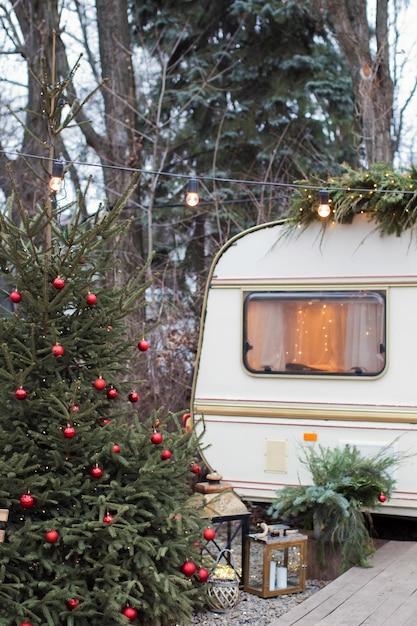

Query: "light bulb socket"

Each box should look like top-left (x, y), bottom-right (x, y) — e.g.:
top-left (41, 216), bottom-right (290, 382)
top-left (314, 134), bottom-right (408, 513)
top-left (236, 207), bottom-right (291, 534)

top-left (51, 160), bottom-right (65, 178)
top-left (319, 189), bottom-right (329, 206)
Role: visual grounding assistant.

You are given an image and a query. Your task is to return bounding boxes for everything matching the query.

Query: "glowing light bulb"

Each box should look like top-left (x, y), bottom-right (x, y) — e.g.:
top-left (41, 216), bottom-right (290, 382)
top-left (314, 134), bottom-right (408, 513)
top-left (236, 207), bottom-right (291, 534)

top-left (185, 178), bottom-right (199, 207)
top-left (317, 189), bottom-right (331, 218)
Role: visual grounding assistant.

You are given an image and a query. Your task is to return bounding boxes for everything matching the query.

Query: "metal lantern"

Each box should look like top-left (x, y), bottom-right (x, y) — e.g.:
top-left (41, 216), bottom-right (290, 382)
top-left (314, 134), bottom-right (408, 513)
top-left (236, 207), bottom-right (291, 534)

top-left (190, 472), bottom-right (250, 582)
top-left (244, 527), bottom-right (308, 598)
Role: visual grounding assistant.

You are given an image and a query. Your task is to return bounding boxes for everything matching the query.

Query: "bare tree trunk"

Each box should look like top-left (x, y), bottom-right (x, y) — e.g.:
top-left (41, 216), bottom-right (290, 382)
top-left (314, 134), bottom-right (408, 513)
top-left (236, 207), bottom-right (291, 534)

top-left (326, 0), bottom-right (393, 166)
top-left (95, 0), bottom-right (141, 204)
top-left (0, 1), bottom-right (64, 209)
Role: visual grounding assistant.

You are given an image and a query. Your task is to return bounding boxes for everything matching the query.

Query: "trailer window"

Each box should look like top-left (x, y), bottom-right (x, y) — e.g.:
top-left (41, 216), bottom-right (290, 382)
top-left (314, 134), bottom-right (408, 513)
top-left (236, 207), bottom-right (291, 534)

top-left (243, 291), bottom-right (385, 376)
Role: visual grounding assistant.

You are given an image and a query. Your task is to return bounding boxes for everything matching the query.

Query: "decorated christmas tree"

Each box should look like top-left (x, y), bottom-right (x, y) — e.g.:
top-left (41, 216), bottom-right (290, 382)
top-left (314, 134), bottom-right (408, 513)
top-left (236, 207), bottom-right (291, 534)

top-left (0, 56), bottom-right (208, 626)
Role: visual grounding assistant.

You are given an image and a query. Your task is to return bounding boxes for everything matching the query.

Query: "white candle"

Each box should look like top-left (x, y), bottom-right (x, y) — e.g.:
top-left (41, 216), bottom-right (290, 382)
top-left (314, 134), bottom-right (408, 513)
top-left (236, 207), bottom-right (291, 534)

top-left (269, 561), bottom-right (277, 590)
top-left (276, 566), bottom-right (288, 589)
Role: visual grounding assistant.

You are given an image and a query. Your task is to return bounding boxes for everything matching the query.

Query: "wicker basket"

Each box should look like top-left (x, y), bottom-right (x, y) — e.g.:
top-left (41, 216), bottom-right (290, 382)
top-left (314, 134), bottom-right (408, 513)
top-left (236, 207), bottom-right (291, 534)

top-left (206, 549), bottom-right (239, 613)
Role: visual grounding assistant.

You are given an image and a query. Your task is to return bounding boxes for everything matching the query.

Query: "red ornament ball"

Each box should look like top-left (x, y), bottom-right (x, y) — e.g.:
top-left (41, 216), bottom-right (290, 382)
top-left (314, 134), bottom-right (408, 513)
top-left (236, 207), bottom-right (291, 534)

top-left (122, 606), bottom-right (138, 621)
top-left (196, 567), bottom-right (210, 583)
top-left (45, 529), bottom-right (59, 543)
top-left (66, 598), bottom-right (80, 611)
top-left (107, 387), bottom-right (118, 400)
top-left (137, 339), bottom-right (149, 352)
top-left (52, 276), bottom-right (65, 290)
top-left (190, 462), bottom-right (201, 475)
top-left (379, 493), bottom-right (387, 503)
top-left (10, 290), bottom-right (22, 303)
top-left (160, 449), bottom-right (172, 460)
top-left (90, 465), bottom-right (103, 479)
top-left (103, 514), bottom-right (114, 524)
top-left (93, 377), bottom-right (107, 390)
top-left (113, 443), bottom-right (121, 453)
top-left (19, 622), bottom-right (33, 626)
top-left (20, 493), bottom-right (35, 509)
top-left (15, 387), bottom-right (27, 400)
top-left (181, 560), bottom-right (196, 577)
top-left (51, 344), bottom-right (64, 357)
top-left (203, 527), bottom-right (216, 541)
top-left (128, 391), bottom-right (139, 403)
top-left (71, 404), bottom-right (79, 412)
top-left (63, 425), bottom-right (76, 439)
top-left (86, 292), bottom-right (97, 305)
top-left (151, 432), bottom-right (163, 445)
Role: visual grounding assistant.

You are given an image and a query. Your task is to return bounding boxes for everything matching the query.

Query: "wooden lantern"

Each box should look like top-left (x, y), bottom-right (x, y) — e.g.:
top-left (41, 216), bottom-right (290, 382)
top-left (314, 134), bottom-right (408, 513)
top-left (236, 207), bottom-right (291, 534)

top-left (243, 530), bottom-right (308, 598)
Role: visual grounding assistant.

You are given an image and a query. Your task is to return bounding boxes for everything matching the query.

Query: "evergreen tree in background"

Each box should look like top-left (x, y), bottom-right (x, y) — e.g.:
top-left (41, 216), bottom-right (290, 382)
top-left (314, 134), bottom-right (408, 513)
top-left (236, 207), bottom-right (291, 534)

top-left (0, 57), bottom-right (208, 626)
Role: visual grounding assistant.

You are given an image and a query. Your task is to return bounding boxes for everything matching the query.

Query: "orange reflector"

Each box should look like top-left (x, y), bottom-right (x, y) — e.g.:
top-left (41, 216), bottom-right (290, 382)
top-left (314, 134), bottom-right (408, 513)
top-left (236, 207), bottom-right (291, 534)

top-left (303, 433), bottom-right (318, 442)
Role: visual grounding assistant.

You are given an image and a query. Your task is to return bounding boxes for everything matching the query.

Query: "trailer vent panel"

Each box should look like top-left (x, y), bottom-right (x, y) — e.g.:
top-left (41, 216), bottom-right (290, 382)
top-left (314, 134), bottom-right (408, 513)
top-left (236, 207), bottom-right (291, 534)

top-left (264, 439), bottom-right (288, 473)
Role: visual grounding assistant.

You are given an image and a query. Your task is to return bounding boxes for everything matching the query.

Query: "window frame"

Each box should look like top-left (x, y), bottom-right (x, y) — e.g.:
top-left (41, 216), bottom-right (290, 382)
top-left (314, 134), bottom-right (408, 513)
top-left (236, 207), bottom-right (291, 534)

top-left (243, 289), bottom-right (386, 378)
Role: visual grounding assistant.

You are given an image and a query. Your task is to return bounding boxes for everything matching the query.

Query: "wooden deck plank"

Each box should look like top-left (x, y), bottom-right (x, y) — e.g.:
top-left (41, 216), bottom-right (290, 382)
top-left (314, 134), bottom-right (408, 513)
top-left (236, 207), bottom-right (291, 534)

top-left (316, 543), bottom-right (417, 625)
top-left (267, 541), bottom-right (417, 626)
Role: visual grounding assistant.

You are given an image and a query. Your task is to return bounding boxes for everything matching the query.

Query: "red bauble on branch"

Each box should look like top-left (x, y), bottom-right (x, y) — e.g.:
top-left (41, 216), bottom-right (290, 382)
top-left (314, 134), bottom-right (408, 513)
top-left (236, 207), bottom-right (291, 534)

top-left (189, 462), bottom-right (201, 475)
top-left (90, 465), bottom-right (104, 479)
top-left (107, 387), bottom-right (118, 400)
top-left (113, 443), bottom-right (121, 453)
top-left (19, 622), bottom-right (33, 626)
top-left (51, 343), bottom-right (64, 357)
top-left (203, 527), bottom-right (216, 541)
top-left (45, 529), bottom-right (59, 543)
top-left (151, 432), bottom-right (163, 445)
top-left (137, 339), bottom-right (149, 352)
top-left (66, 598), bottom-right (80, 611)
top-left (196, 567), bottom-right (210, 583)
top-left (10, 290), bottom-right (22, 303)
top-left (20, 493), bottom-right (35, 509)
top-left (128, 391), bottom-right (139, 403)
top-left (103, 514), bottom-right (114, 524)
top-left (63, 425), bottom-right (76, 439)
top-left (52, 276), bottom-right (65, 290)
top-left (86, 292), bottom-right (97, 306)
top-left (160, 449), bottom-right (172, 460)
top-left (93, 377), bottom-right (107, 390)
top-left (181, 560), bottom-right (196, 577)
top-left (379, 493), bottom-right (387, 503)
top-left (15, 387), bottom-right (27, 400)
top-left (122, 606), bottom-right (138, 621)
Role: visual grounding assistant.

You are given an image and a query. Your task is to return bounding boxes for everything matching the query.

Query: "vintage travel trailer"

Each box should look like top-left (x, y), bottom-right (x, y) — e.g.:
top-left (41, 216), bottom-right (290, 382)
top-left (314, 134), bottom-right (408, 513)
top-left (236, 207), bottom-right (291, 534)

top-left (190, 214), bottom-right (417, 517)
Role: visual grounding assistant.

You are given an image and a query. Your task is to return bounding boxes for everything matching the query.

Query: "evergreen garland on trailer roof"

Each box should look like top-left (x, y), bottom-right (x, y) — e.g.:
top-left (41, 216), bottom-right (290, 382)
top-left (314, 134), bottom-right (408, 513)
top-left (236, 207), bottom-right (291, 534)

top-left (287, 162), bottom-right (417, 236)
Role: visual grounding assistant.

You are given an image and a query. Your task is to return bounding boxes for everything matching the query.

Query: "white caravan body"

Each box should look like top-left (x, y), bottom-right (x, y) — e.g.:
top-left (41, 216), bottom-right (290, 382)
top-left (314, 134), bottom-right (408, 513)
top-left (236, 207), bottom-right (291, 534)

top-left (191, 214), bottom-right (417, 516)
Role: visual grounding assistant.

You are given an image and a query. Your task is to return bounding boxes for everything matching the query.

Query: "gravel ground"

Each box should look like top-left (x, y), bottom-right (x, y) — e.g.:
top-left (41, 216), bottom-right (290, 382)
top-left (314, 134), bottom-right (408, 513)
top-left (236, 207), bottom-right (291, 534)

top-left (189, 579), bottom-right (327, 625)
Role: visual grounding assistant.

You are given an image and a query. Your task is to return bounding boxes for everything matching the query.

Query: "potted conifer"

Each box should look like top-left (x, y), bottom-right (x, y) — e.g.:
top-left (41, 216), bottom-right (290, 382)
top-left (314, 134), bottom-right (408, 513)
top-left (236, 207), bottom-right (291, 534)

top-left (268, 444), bottom-right (401, 576)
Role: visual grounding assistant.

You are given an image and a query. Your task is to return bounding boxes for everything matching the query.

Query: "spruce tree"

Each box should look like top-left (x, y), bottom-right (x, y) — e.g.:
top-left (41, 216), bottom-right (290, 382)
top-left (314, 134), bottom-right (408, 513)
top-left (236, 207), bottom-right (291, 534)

top-left (0, 55), bottom-right (208, 626)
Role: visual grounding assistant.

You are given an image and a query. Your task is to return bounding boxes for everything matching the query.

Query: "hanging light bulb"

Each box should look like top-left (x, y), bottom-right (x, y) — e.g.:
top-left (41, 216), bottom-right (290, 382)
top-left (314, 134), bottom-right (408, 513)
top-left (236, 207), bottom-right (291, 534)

top-left (185, 178), bottom-right (199, 207)
top-left (317, 188), bottom-right (331, 218)
top-left (49, 160), bottom-right (65, 193)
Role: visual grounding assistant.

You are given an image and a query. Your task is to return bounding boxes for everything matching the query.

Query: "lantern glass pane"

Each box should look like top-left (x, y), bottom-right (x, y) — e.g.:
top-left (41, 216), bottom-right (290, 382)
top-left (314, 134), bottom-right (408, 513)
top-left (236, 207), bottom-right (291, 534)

top-left (247, 540), bottom-right (263, 591)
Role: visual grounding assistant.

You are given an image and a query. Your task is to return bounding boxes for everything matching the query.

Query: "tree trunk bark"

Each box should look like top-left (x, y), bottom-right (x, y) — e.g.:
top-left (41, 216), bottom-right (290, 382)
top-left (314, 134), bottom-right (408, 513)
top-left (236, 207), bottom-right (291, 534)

top-left (95, 0), bottom-right (141, 205)
top-left (326, 0), bottom-right (393, 166)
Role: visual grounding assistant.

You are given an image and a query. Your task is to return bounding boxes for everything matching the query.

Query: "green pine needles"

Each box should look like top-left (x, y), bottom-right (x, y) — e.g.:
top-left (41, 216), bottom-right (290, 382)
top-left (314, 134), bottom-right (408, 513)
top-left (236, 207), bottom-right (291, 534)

top-left (286, 163), bottom-right (417, 237)
top-left (268, 444), bottom-right (401, 573)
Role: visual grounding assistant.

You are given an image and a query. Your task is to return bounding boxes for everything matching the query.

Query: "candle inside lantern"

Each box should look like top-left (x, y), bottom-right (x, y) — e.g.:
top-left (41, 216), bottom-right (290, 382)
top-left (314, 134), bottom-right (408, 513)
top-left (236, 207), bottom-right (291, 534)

top-left (269, 561), bottom-right (276, 590)
top-left (276, 566), bottom-right (288, 589)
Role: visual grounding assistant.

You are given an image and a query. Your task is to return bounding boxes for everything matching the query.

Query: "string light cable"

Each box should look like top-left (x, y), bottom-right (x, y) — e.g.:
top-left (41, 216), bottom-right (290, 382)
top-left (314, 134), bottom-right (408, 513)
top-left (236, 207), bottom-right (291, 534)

top-left (0, 149), bottom-right (417, 234)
